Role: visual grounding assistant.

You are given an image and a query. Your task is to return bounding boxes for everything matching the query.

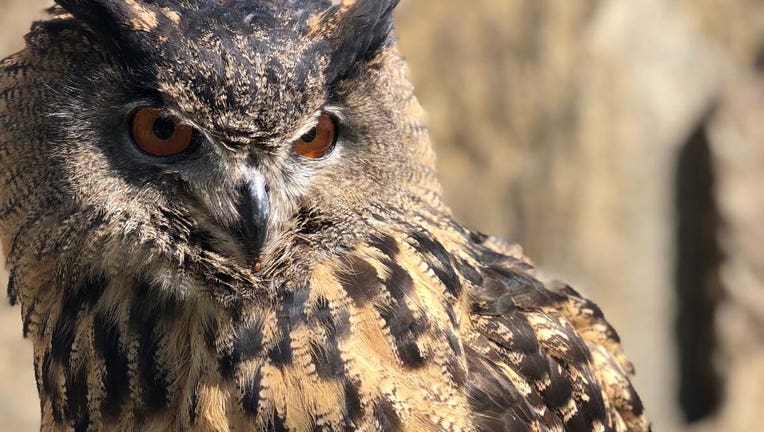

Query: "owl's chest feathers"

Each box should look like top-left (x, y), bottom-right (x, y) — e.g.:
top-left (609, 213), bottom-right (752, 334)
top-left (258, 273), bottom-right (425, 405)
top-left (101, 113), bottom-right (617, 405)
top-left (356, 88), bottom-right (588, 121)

top-left (26, 222), bottom-right (481, 432)
top-left (29, 276), bottom-right (325, 431)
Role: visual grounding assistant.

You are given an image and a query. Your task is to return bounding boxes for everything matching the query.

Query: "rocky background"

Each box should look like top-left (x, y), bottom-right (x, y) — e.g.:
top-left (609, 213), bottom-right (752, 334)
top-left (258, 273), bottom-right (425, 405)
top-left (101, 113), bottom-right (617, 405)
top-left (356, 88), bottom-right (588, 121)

top-left (2, 0), bottom-right (763, 431)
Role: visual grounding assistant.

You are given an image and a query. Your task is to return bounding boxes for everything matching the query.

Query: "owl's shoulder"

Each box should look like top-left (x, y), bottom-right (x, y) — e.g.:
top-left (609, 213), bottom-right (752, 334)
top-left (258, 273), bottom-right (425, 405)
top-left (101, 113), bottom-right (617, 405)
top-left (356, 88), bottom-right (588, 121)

top-left (308, 221), bottom-right (651, 431)
top-left (457, 231), bottom-right (651, 432)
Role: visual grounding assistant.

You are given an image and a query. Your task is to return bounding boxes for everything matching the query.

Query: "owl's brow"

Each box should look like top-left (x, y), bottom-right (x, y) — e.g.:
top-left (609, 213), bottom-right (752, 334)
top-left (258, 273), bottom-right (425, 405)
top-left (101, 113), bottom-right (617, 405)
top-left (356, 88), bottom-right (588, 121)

top-left (285, 105), bottom-right (344, 143)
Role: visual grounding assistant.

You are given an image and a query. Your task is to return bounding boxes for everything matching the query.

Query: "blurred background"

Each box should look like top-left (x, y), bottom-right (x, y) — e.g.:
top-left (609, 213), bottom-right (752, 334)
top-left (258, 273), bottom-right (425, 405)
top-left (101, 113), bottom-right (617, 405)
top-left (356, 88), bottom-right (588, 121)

top-left (2, 0), bottom-right (763, 430)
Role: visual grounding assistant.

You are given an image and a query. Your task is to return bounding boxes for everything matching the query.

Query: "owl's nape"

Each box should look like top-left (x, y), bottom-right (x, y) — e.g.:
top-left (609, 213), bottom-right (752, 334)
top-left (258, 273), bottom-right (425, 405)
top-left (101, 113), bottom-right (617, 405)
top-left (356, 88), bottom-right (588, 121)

top-left (0, 1), bottom-right (651, 431)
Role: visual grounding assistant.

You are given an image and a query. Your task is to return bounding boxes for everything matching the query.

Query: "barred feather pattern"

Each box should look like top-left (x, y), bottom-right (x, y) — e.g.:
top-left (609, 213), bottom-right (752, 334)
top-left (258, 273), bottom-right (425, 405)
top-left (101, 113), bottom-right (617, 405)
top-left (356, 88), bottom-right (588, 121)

top-left (1, 185), bottom-right (651, 431)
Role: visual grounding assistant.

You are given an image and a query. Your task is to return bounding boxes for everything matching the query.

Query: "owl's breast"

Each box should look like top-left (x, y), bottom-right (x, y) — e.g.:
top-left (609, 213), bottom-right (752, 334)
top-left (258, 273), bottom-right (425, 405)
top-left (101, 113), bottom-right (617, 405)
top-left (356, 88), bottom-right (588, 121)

top-left (215, 228), bottom-right (476, 431)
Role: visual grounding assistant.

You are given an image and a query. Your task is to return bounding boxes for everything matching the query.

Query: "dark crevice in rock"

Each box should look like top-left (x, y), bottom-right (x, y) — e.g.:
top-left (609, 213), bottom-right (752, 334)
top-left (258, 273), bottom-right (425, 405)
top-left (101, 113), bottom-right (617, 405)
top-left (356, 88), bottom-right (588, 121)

top-left (675, 115), bottom-right (724, 424)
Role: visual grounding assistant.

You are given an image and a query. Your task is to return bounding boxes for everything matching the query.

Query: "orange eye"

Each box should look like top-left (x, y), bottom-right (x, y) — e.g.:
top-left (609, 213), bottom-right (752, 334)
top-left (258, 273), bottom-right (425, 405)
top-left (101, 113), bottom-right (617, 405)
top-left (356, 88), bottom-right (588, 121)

top-left (131, 108), bottom-right (194, 157)
top-left (292, 114), bottom-right (337, 159)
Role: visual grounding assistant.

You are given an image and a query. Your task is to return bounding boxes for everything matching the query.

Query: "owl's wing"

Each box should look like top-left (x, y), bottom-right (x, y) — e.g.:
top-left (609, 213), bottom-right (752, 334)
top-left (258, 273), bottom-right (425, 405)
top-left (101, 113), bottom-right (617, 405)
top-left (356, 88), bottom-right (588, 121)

top-left (461, 234), bottom-right (651, 432)
top-left (295, 224), bottom-right (650, 431)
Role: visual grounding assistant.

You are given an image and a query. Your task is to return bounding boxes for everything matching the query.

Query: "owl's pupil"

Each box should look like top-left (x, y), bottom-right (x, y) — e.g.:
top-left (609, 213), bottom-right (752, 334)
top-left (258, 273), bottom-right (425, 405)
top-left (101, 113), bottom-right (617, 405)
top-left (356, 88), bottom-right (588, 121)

top-left (301, 128), bottom-right (317, 143)
top-left (153, 117), bottom-right (176, 140)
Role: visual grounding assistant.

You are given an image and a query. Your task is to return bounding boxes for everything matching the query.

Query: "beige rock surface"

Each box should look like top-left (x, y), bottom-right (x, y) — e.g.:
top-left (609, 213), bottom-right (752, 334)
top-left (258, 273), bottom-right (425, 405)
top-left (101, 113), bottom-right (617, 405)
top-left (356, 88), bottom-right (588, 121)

top-left (700, 75), bottom-right (764, 432)
top-left (396, 0), bottom-right (763, 430)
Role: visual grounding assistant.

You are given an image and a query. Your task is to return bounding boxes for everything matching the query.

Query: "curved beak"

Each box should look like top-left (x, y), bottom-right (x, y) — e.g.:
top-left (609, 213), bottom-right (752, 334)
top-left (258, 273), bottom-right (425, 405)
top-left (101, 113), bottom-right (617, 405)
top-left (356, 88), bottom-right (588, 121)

top-left (236, 170), bottom-right (269, 268)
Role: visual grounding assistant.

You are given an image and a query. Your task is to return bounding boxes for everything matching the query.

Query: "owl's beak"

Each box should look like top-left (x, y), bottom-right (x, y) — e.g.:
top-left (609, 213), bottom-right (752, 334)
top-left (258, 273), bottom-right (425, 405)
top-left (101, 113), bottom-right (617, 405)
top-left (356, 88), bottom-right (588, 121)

top-left (237, 170), bottom-right (269, 269)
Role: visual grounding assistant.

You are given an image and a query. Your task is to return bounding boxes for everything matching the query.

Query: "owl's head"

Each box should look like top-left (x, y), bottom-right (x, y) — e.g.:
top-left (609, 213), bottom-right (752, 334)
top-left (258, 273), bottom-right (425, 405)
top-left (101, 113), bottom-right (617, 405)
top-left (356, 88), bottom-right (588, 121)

top-left (1, 0), bottom-right (442, 290)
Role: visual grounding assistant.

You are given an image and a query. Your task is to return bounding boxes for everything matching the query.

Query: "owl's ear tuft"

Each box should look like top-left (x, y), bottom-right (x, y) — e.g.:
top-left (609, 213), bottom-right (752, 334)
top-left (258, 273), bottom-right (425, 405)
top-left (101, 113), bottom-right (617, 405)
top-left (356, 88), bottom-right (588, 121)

top-left (315, 0), bottom-right (400, 83)
top-left (54, 0), bottom-right (175, 57)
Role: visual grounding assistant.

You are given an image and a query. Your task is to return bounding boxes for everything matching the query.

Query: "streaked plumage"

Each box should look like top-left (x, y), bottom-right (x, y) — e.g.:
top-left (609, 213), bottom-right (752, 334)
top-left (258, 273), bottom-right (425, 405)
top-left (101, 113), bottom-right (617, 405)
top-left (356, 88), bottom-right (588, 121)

top-left (0, 1), bottom-right (650, 431)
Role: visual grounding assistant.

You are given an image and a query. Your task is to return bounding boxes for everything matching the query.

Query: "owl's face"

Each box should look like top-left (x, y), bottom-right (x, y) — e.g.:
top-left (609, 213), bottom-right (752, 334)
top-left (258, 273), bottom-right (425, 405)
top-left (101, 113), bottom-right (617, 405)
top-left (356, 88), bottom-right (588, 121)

top-left (5, 0), bottom-right (437, 280)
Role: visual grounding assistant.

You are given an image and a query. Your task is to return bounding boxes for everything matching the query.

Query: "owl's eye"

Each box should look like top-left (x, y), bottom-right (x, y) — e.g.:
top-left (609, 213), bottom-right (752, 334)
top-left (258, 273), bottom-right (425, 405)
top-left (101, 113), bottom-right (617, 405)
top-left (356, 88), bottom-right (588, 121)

top-left (292, 114), bottom-right (337, 159)
top-left (131, 108), bottom-right (194, 157)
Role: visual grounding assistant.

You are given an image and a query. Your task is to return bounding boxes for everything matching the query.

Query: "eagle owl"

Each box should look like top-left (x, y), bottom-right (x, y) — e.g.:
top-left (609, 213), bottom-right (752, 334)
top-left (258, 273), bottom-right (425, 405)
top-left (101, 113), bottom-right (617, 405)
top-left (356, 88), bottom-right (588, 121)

top-left (0, 1), bottom-right (651, 431)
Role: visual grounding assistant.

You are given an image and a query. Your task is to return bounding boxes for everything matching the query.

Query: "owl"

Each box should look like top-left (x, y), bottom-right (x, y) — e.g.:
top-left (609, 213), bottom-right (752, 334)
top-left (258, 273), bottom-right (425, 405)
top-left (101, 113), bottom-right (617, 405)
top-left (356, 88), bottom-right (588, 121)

top-left (0, 0), bottom-right (651, 431)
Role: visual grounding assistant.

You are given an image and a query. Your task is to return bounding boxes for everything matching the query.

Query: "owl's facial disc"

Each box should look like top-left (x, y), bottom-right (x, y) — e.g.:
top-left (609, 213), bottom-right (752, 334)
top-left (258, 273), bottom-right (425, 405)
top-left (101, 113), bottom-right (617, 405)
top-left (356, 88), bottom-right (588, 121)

top-left (39, 0), bottom-right (406, 274)
top-left (235, 169), bottom-right (270, 269)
